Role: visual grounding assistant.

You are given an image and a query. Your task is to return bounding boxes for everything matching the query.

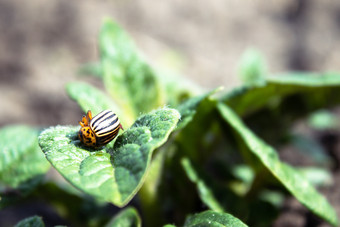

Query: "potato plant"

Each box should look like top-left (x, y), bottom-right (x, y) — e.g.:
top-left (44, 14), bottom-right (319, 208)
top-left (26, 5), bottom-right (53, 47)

top-left (1, 18), bottom-right (340, 227)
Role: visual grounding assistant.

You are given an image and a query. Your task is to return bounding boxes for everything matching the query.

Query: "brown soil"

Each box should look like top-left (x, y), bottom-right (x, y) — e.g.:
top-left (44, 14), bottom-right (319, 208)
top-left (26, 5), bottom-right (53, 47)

top-left (1, 0), bottom-right (340, 226)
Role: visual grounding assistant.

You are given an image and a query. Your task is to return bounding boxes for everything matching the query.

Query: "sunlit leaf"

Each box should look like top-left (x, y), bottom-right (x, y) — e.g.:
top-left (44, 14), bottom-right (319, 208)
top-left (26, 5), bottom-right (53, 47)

top-left (100, 19), bottom-right (164, 119)
top-left (184, 210), bottom-right (248, 227)
top-left (39, 108), bottom-right (180, 206)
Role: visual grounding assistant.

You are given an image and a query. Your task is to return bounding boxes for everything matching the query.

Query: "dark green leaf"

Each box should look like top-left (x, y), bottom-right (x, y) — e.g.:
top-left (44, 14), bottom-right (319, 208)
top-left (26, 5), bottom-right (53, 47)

top-left (14, 216), bottom-right (44, 227)
top-left (222, 73), bottom-right (340, 117)
top-left (38, 108), bottom-right (180, 206)
top-left (105, 207), bottom-right (141, 227)
top-left (100, 19), bottom-right (164, 118)
top-left (156, 71), bottom-right (202, 107)
top-left (0, 126), bottom-right (50, 188)
top-left (184, 210), bottom-right (247, 227)
top-left (177, 87), bottom-right (222, 130)
top-left (181, 157), bottom-right (224, 212)
top-left (217, 103), bottom-right (339, 226)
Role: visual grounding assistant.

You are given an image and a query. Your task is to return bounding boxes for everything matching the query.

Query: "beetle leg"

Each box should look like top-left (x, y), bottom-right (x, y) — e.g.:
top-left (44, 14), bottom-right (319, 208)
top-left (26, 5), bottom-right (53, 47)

top-left (119, 123), bottom-right (124, 130)
top-left (86, 110), bottom-right (93, 122)
top-left (79, 115), bottom-right (87, 127)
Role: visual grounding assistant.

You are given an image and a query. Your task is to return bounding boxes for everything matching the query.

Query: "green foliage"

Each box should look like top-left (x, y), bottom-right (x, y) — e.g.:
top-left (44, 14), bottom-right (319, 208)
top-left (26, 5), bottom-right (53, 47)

top-left (223, 73), bottom-right (340, 117)
top-left (217, 103), bottom-right (338, 226)
top-left (14, 216), bottom-right (44, 227)
top-left (2, 18), bottom-right (340, 227)
top-left (0, 126), bottom-right (50, 189)
top-left (66, 82), bottom-right (120, 117)
top-left (181, 157), bottom-right (224, 212)
top-left (184, 210), bottom-right (248, 227)
top-left (177, 87), bottom-right (222, 130)
top-left (100, 19), bottom-right (164, 121)
top-left (238, 48), bottom-right (267, 86)
top-left (105, 207), bottom-right (141, 227)
top-left (308, 109), bottom-right (340, 130)
top-left (38, 108), bottom-right (179, 206)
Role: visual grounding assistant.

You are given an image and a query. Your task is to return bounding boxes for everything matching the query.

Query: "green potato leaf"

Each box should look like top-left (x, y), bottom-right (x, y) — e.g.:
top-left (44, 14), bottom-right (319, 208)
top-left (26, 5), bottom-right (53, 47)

top-left (238, 48), bottom-right (267, 86)
top-left (38, 108), bottom-right (180, 206)
top-left (217, 103), bottom-right (339, 226)
top-left (0, 126), bottom-right (50, 189)
top-left (14, 216), bottom-right (44, 227)
top-left (66, 82), bottom-right (118, 115)
top-left (100, 19), bottom-right (164, 119)
top-left (181, 157), bottom-right (224, 212)
top-left (184, 210), bottom-right (248, 227)
top-left (105, 207), bottom-right (141, 227)
top-left (66, 82), bottom-right (130, 126)
top-left (177, 87), bottom-right (222, 130)
top-left (223, 73), bottom-right (340, 117)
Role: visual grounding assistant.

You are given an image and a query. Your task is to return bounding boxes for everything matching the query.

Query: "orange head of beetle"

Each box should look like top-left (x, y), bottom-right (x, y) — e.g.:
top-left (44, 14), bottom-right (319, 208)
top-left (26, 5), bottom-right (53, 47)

top-left (78, 126), bottom-right (96, 147)
top-left (78, 110), bottom-right (97, 147)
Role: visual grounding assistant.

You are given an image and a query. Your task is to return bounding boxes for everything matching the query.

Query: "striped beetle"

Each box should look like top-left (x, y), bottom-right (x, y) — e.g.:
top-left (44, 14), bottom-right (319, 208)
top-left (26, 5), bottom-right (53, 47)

top-left (78, 110), bottom-right (123, 148)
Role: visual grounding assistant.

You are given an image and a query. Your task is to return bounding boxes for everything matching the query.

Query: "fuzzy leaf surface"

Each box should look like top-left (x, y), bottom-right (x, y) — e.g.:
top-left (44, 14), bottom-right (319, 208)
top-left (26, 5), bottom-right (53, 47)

top-left (184, 210), bottom-right (247, 227)
top-left (217, 103), bottom-right (339, 226)
top-left (38, 108), bottom-right (180, 206)
top-left (0, 126), bottom-right (50, 188)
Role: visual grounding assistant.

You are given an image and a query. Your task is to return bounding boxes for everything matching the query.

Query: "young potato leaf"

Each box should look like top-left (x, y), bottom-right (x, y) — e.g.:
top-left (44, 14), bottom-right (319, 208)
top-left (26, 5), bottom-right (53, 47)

top-left (181, 157), bottom-right (224, 212)
top-left (184, 210), bottom-right (248, 227)
top-left (66, 82), bottom-right (118, 115)
top-left (38, 108), bottom-right (180, 206)
top-left (238, 48), bottom-right (267, 86)
top-left (66, 82), bottom-right (131, 126)
top-left (177, 87), bottom-right (222, 130)
top-left (0, 126), bottom-right (50, 189)
top-left (105, 207), bottom-right (141, 227)
top-left (156, 71), bottom-right (203, 108)
top-left (100, 19), bottom-right (164, 118)
top-left (223, 73), bottom-right (340, 117)
top-left (217, 103), bottom-right (339, 226)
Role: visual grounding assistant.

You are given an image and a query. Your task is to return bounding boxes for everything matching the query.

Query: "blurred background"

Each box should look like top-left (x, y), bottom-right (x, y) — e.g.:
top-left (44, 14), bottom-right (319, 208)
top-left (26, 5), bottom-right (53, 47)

top-left (1, 1), bottom-right (340, 226)
top-left (1, 0), bottom-right (340, 127)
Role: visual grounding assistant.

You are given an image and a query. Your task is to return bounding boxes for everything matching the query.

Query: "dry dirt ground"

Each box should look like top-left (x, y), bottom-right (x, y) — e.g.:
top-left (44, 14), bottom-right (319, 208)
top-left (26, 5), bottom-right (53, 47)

top-left (1, 0), bottom-right (340, 226)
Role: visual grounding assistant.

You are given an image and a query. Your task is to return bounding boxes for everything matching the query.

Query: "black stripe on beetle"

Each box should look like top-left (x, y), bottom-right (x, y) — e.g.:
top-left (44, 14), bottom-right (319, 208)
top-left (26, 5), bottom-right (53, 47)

top-left (78, 110), bottom-right (123, 148)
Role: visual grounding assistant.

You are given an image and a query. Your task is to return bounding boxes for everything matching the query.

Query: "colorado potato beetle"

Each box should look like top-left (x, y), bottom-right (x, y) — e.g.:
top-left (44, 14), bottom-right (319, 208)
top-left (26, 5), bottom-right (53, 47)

top-left (78, 110), bottom-right (123, 148)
